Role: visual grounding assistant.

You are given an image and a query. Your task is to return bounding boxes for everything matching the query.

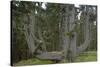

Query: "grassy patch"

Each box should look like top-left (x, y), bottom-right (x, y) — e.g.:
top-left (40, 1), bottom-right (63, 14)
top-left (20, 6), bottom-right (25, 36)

top-left (13, 58), bottom-right (53, 66)
top-left (13, 51), bottom-right (97, 66)
top-left (75, 51), bottom-right (97, 62)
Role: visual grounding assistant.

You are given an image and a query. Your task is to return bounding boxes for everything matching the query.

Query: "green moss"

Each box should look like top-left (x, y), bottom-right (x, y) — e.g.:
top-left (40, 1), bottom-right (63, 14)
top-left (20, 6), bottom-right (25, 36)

top-left (13, 58), bottom-right (53, 66)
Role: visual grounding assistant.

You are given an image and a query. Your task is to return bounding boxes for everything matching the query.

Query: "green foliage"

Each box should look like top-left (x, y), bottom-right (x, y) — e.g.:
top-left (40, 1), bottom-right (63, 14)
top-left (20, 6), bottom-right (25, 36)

top-left (65, 31), bottom-right (73, 39)
top-left (66, 32), bottom-right (71, 36)
top-left (12, 28), bottom-right (29, 63)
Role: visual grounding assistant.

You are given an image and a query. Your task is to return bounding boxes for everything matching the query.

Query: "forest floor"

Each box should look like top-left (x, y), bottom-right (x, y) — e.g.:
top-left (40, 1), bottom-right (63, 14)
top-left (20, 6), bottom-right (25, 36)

top-left (14, 51), bottom-right (97, 66)
top-left (75, 51), bottom-right (97, 62)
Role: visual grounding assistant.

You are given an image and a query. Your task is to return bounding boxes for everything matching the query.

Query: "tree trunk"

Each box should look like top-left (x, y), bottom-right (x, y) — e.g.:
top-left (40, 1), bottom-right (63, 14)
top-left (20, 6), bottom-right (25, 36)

top-left (77, 6), bottom-right (90, 54)
top-left (23, 12), bottom-right (36, 55)
top-left (68, 5), bottom-right (77, 61)
top-left (61, 5), bottom-right (70, 60)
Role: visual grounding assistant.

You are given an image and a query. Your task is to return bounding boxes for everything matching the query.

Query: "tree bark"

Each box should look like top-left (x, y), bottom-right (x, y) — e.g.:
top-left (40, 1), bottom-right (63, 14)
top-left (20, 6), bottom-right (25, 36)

top-left (77, 6), bottom-right (90, 54)
top-left (23, 12), bottom-right (36, 55)
top-left (61, 5), bottom-right (71, 61)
